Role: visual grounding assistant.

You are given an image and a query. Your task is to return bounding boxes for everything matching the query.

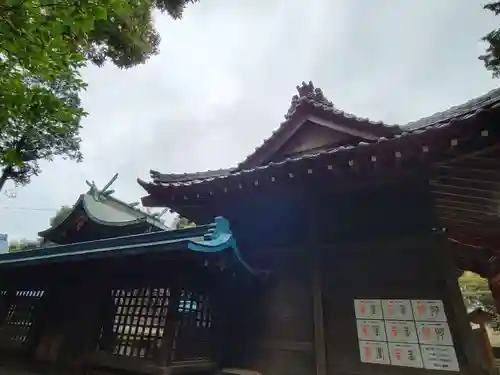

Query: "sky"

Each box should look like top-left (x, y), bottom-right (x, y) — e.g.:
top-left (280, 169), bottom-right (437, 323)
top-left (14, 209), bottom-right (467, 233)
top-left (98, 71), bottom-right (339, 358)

top-left (1, 0), bottom-right (499, 241)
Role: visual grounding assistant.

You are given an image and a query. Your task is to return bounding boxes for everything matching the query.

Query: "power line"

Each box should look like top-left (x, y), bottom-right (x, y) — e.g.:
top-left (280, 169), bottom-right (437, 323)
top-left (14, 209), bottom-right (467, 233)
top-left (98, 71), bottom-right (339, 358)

top-left (0, 206), bottom-right (57, 212)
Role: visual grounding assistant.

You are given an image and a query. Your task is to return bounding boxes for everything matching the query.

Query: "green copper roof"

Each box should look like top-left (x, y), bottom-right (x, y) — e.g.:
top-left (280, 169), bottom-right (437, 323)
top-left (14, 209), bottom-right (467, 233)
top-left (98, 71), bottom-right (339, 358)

top-left (39, 175), bottom-right (169, 244)
top-left (2, 217), bottom-right (254, 274)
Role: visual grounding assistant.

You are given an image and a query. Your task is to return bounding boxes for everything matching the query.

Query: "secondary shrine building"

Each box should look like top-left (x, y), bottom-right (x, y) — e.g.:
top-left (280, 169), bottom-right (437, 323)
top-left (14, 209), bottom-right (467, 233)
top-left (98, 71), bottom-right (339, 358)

top-left (138, 82), bottom-right (500, 375)
top-left (0, 82), bottom-right (498, 375)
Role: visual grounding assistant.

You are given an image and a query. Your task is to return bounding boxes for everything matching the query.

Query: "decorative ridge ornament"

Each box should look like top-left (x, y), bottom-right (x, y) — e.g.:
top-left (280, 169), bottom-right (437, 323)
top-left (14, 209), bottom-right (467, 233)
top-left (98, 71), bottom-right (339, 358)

top-left (285, 81), bottom-right (334, 119)
top-left (85, 173), bottom-right (119, 201)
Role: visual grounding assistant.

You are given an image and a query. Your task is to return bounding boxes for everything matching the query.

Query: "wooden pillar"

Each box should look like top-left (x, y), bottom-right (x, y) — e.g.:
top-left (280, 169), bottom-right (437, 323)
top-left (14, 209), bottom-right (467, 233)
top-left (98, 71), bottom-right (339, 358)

top-left (477, 323), bottom-right (496, 371)
top-left (309, 203), bottom-right (327, 375)
top-left (489, 275), bottom-right (500, 315)
top-left (211, 273), bottom-right (229, 367)
top-left (438, 237), bottom-right (484, 375)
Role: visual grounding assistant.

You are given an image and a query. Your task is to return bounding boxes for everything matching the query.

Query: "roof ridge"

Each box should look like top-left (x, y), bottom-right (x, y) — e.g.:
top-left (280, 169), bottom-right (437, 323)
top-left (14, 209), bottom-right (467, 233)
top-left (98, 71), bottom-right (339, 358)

top-left (403, 87), bottom-right (500, 131)
top-left (139, 97), bottom-right (500, 189)
top-left (237, 81), bottom-right (398, 169)
top-left (140, 84), bottom-right (500, 187)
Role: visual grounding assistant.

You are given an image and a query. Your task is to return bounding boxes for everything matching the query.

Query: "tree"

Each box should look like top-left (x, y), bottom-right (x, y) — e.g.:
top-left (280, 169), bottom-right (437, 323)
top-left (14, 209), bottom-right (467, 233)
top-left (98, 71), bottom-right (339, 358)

top-left (8, 238), bottom-right (42, 252)
top-left (0, 0), bottom-right (199, 70)
top-left (480, 2), bottom-right (500, 77)
top-left (49, 205), bottom-right (73, 228)
top-left (459, 271), bottom-right (500, 330)
top-left (85, 0), bottom-right (200, 68)
top-left (0, 71), bottom-right (86, 191)
top-left (172, 216), bottom-right (195, 229)
top-left (0, 0), bottom-right (199, 190)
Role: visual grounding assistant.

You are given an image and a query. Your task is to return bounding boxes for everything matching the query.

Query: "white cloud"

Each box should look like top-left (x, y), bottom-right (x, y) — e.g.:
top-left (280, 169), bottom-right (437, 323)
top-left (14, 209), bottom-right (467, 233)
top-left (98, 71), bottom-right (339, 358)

top-left (1, 0), bottom-right (498, 240)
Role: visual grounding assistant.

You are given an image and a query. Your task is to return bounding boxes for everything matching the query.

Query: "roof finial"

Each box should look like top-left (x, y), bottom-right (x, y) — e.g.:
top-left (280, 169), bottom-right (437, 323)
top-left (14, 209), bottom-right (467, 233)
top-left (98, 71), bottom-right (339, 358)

top-left (85, 173), bottom-right (119, 200)
top-left (296, 81), bottom-right (315, 97)
top-left (285, 81), bottom-right (333, 119)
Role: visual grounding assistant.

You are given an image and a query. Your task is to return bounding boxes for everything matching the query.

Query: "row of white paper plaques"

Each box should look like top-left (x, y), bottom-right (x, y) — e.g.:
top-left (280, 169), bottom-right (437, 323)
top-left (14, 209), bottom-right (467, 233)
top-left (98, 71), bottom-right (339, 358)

top-left (354, 299), bottom-right (459, 371)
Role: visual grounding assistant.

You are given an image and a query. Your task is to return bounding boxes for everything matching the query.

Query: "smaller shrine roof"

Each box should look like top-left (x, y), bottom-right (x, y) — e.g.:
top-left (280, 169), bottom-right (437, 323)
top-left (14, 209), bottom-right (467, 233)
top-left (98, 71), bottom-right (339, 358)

top-left (1, 217), bottom-right (254, 273)
top-left (40, 174), bottom-right (168, 243)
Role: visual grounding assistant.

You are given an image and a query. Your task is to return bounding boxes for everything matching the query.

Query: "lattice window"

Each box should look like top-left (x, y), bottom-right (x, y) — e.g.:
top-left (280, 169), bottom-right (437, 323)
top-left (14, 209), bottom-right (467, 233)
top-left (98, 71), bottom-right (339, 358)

top-left (100, 288), bottom-right (171, 359)
top-left (0, 289), bottom-right (44, 348)
top-left (171, 289), bottom-right (213, 361)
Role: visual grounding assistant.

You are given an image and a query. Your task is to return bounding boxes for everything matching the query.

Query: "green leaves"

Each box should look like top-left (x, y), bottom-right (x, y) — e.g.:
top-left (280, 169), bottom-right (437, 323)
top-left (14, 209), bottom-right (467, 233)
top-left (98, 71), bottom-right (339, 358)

top-left (481, 2), bottom-right (500, 78)
top-left (94, 6), bottom-right (108, 21)
top-left (49, 205), bottom-right (73, 228)
top-left (0, 0), bottom-right (200, 189)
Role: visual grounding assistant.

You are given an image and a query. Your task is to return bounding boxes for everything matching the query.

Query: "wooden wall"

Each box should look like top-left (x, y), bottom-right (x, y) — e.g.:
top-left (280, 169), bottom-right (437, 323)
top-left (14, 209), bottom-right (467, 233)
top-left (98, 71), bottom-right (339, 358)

top-left (320, 235), bottom-right (480, 375)
top-left (223, 246), bottom-right (315, 375)
top-left (221, 179), bottom-right (482, 375)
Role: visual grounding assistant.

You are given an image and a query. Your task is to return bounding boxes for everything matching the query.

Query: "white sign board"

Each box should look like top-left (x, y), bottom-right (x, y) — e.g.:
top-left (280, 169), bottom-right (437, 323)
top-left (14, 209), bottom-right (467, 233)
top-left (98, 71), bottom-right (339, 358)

top-left (356, 319), bottom-right (387, 342)
top-left (385, 320), bottom-right (418, 343)
top-left (412, 300), bottom-right (447, 322)
top-left (354, 299), bottom-right (383, 319)
top-left (421, 345), bottom-right (459, 371)
top-left (388, 342), bottom-right (423, 368)
top-left (382, 299), bottom-right (413, 321)
top-left (359, 341), bottom-right (390, 365)
top-left (416, 322), bottom-right (453, 345)
top-left (355, 298), bottom-right (458, 370)
top-left (0, 233), bottom-right (7, 254)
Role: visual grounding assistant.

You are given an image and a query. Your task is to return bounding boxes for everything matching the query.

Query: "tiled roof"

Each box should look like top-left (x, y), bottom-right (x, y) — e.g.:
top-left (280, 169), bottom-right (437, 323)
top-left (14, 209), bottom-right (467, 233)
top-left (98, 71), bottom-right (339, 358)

top-left (237, 81), bottom-right (400, 167)
top-left (142, 84), bottom-right (500, 188)
top-left (150, 169), bottom-right (235, 184)
top-left (404, 87), bottom-right (500, 131)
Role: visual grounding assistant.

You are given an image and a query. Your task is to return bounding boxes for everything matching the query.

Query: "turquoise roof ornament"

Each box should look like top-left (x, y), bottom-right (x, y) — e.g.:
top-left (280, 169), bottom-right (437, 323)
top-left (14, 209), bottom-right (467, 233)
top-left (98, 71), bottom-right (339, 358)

top-left (0, 217), bottom-right (255, 275)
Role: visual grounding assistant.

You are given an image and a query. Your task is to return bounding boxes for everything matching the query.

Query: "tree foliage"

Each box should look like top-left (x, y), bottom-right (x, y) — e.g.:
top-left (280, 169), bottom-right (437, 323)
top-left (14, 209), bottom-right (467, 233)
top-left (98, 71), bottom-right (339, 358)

top-left (459, 271), bottom-right (500, 330)
top-left (0, 71), bottom-right (86, 188)
top-left (172, 216), bottom-right (195, 229)
top-left (0, 0), bottom-right (199, 189)
top-left (8, 238), bottom-right (42, 252)
top-left (49, 205), bottom-right (73, 228)
top-left (480, 1), bottom-right (500, 77)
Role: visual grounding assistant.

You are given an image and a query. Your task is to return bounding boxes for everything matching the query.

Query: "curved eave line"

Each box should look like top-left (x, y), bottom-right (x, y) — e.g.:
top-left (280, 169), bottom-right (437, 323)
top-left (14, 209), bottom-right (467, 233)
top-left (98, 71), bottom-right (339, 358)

top-left (0, 238), bottom-right (193, 267)
top-left (136, 105), bottom-right (500, 192)
top-left (38, 195), bottom-right (85, 238)
top-left (1, 217), bottom-right (256, 275)
top-left (39, 192), bottom-right (167, 240)
top-left (0, 236), bottom-right (229, 268)
top-left (137, 178), bottom-right (153, 193)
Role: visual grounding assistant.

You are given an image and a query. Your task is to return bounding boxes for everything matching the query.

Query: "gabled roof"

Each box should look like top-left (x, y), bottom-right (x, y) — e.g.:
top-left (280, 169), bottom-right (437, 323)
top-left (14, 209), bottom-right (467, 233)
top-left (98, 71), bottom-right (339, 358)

top-left (40, 176), bottom-right (168, 243)
top-left (145, 81), bottom-right (401, 185)
top-left (2, 217), bottom-right (255, 274)
top-left (237, 81), bottom-right (401, 169)
top-left (138, 83), bottom-right (500, 191)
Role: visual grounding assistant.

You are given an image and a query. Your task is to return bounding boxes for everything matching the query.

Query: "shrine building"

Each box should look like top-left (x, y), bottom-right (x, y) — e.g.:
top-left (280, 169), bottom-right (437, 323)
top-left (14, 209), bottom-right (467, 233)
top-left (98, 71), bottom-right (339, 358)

top-left (138, 81), bottom-right (500, 375)
top-left (0, 82), bottom-right (497, 375)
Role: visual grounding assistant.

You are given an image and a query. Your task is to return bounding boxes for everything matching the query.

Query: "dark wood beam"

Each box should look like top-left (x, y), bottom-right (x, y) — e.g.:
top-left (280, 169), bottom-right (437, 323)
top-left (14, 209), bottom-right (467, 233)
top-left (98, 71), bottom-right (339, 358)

top-left (432, 190), bottom-right (499, 204)
top-left (434, 197), bottom-right (494, 212)
top-left (431, 182), bottom-right (498, 196)
top-left (435, 204), bottom-right (497, 217)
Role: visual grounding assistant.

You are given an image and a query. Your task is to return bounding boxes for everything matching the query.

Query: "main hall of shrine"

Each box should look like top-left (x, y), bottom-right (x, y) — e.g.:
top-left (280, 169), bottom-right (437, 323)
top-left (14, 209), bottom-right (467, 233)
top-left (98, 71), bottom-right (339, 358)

top-left (0, 81), bottom-right (498, 375)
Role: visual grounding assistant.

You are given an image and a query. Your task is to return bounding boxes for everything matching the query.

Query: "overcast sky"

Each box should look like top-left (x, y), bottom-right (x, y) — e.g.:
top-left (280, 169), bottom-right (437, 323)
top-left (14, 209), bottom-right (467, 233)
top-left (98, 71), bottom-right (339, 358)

top-left (1, 0), bottom-right (498, 241)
